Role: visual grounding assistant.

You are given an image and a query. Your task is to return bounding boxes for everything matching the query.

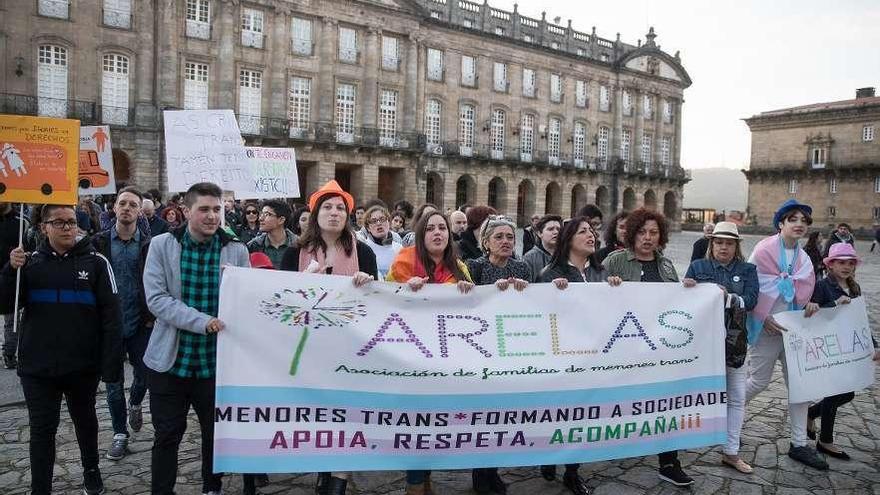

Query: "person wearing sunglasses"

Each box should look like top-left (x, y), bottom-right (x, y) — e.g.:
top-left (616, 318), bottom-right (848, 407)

top-left (237, 204), bottom-right (262, 244)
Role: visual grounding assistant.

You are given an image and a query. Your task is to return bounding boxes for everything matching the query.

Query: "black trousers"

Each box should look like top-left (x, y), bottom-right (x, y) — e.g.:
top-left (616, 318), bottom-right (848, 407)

top-left (658, 450), bottom-right (679, 467)
top-left (148, 368), bottom-right (222, 495)
top-left (20, 372), bottom-right (101, 495)
top-left (808, 392), bottom-right (855, 443)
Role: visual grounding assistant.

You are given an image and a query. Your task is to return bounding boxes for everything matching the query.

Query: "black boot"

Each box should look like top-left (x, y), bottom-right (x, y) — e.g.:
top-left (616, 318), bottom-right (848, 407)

top-left (315, 472), bottom-right (331, 495)
top-left (485, 468), bottom-right (507, 494)
top-left (327, 476), bottom-right (347, 495)
top-left (540, 465), bottom-right (556, 481)
top-left (242, 474), bottom-right (256, 495)
top-left (562, 470), bottom-right (591, 495)
top-left (472, 468), bottom-right (490, 494)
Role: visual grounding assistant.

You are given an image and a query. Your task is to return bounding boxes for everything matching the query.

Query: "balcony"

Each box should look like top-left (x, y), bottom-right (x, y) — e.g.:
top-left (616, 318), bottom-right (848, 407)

top-left (241, 30), bottom-right (264, 49)
top-left (0, 94), bottom-right (136, 127)
top-left (103, 7), bottom-right (131, 29)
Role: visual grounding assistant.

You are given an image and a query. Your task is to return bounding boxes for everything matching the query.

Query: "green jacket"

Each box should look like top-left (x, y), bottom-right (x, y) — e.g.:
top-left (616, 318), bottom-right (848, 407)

top-left (602, 248), bottom-right (679, 282)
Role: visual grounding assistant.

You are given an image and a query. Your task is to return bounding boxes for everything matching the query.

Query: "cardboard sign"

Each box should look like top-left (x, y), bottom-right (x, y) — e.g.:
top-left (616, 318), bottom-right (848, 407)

top-left (240, 146), bottom-right (300, 200)
top-left (0, 114), bottom-right (80, 204)
top-left (163, 110), bottom-right (253, 193)
top-left (78, 125), bottom-right (117, 195)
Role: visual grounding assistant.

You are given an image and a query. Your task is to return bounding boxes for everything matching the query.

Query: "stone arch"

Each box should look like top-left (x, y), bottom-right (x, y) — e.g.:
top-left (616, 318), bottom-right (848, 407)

top-left (516, 179), bottom-right (536, 227)
top-left (570, 184), bottom-right (587, 218)
top-left (622, 187), bottom-right (637, 212)
top-left (644, 189), bottom-right (657, 211)
top-left (111, 148), bottom-right (131, 185)
top-left (663, 191), bottom-right (678, 219)
top-left (425, 171), bottom-right (444, 208)
top-left (544, 181), bottom-right (562, 215)
top-left (455, 174), bottom-right (476, 209)
top-left (595, 186), bottom-right (610, 214)
top-left (487, 177), bottom-right (507, 213)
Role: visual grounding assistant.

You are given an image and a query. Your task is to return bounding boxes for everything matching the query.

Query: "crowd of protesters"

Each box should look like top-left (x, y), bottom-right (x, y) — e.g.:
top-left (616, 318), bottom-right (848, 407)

top-left (1, 179), bottom-right (878, 495)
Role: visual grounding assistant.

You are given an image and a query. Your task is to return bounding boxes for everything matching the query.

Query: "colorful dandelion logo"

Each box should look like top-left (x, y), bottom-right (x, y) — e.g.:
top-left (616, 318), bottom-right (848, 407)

top-left (259, 287), bottom-right (367, 375)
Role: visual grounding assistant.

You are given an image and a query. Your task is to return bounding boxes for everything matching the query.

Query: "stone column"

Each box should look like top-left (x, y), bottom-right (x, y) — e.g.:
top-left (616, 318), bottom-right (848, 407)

top-left (215, 0), bottom-right (236, 109)
top-left (318, 18), bottom-right (338, 123)
top-left (269, 8), bottom-right (291, 121)
top-left (135, 0), bottom-right (155, 125)
top-left (633, 88), bottom-right (643, 172)
top-left (654, 94), bottom-right (664, 169)
top-left (402, 32), bottom-right (420, 131)
top-left (156, 0), bottom-right (180, 109)
top-left (673, 98), bottom-right (683, 167)
top-left (362, 26), bottom-right (380, 129)
top-left (310, 161), bottom-right (337, 193)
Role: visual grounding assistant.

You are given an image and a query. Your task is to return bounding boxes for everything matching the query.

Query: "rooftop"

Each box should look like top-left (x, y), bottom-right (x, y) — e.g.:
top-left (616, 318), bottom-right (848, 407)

top-left (755, 95), bottom-right (880, 118)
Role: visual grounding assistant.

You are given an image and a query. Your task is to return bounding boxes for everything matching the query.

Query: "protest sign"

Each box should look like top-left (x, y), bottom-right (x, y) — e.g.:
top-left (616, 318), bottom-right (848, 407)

top-left (215, 269), bottom-right (727, 473)
top-left (78, 125), bottom-right (117, 195)
top-left (163, 109), bottom-right (252, 192)
top-left (777, 298), bottom-right (876, 403)
top-left (0, 114), bottom-right (80, 204)
top-left (239, 146), bottom-right (300, 200)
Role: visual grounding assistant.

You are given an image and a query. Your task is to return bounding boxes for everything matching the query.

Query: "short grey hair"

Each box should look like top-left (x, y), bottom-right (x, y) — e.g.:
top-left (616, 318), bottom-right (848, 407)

top-left (479, 215), bottom-right (517, 254)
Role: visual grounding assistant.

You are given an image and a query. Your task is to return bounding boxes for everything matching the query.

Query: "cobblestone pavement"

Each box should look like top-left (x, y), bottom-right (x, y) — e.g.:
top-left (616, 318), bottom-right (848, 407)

top-left (1, 233), bottom-right (878, 494)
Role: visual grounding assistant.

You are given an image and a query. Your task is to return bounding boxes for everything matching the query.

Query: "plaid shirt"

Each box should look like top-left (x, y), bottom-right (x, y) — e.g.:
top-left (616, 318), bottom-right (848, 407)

top-left (168, 231), bottom-right (221, 378)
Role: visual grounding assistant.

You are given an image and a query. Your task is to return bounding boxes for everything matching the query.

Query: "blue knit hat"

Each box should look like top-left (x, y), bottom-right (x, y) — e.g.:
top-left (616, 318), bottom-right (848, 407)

top-left (772, 199), bottom-right (812, 230)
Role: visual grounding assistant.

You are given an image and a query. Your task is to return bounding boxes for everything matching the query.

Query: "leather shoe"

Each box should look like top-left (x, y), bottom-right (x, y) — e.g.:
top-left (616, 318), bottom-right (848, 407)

top-left (315, 472), bottom-right (331, 495)
top-left (540, 465), bottom-right (556, 481)
top-left (562, 472), bottom-right (591, 495)
top-left (817, 442), bottom-right (850, 460)
top-left (327, 476), bottom-right (347, 495)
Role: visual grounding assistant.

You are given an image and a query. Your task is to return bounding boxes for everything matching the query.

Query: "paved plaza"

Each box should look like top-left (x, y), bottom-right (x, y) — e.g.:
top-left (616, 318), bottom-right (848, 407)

top-left (0, 232), bottom-right (878, 494)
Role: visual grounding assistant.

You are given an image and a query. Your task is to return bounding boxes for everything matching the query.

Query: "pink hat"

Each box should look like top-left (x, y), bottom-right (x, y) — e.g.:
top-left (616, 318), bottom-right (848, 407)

top-left (822, 243), bottom-right (861, 267)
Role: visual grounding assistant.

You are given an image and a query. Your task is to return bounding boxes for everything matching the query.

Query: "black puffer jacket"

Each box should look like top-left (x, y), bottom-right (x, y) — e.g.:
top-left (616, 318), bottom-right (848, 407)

top-left (0, 237), bottom-right (122, 381)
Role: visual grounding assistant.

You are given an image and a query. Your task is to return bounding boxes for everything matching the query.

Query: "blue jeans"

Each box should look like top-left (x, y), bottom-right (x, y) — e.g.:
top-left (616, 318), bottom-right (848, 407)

top-left (406, 470), bottom-right (431, 484)
top-left (106, 326), bottom-right (150, 436)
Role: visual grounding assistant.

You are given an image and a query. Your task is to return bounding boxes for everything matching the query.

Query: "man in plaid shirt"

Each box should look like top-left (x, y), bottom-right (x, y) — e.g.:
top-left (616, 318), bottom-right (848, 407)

top-left (143, 182), bottom-right (250, 495)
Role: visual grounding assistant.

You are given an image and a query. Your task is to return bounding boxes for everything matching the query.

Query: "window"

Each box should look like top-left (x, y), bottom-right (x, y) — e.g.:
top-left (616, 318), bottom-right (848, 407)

top-left (494, 26), bottom-right (505, 36)
top-left (663, 99), bottom-right (673, 123)
top-left (828, 206), bottom-right (836, 218)
top-left (577, 48), bottom-right (585, 56)
top-left (811, 147), bottom-right (826, 168)
top-left (291, 17), bottom-right (313, 55)
top-left (643, 95), bottom-right (654, 119)
top-left (335, 83), bottom-right (356, 143)
top-left (829, 177), bottom-right (838, 194)
top-left (660, 136), bottom-right (671, 168)
top-left (462, 18), bottom-right (473, 29)
top-left (597, 126), bottom-right (609, 161)
top-left (183, 62), bottom-right (209, 110)
top-left (548, 118), bottom-right (561, 165)
top-left (523, 34), bottom-right (533, 43)
top-left (382, 36), bottom-right (399, 71)
top-left (430, 10), bottom-right (441, 19)
top-left (874, 207), bottom-right (880, 220)
top-left (186, 0), bottom-right (210, 39)
top-left (490, 109), bottom-right (505, 160)
top-left (103, 0), bottom-right (132, 28)
top-left (427, 48), bottom-right (444, 81)
top-left (789, 179), bottom-right (798, 195)
top-left (461, 55), bottom-right (476, 87)
top-left (550, 41), bottom-right (560, 50)
top-left (864, 125), bottom-right (875, 142)
top-left (575, 80), bottom-right (587, 108)
top-left (379, 89), bottom-right (398, 146)
top-left (520, 113), bottom-right (534, 162)
top-left (101, 54), bottom-right (129, 125)
top-left (599, 85), bottom-right (610, 112)
top-left (493, 62), bottom-right (508, 92)
top-left (573, 122), bottom-right (586, 167)
top-left (425, 99), bottom-right (442, 151)
top-left (238, 70), bottom-right (262, 135)
top-left (241, 8), bottom-right (264, 48)
top-left (39, 0), bottom-right (68, 19)
top-left (338, 26), bottom-right (358, 63)
top-left (38, 45), bottom-right (68, 117)
top-left (522, 68), bottom-right (536, 97)
top-left (288, 77), bottom-right (311, 138)
top-left (641, 132), bottom-right (653, 170)
top-left (622, 90), bottom-right (633, 116)
top-left (459, 104), bottom-right (475, 156)
top-left (876, 176), bottom-right (880, 193)
top-left (550, 74), bottom-right (562, 103)
top-left (620, 129), bottom-right (632, 168)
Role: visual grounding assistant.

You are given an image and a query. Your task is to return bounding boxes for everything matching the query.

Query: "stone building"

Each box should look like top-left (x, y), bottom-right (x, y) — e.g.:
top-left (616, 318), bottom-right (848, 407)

top-left (0, 0), bottom-right (691, 225)
top-left (743, 88), bottom-right (880, 232)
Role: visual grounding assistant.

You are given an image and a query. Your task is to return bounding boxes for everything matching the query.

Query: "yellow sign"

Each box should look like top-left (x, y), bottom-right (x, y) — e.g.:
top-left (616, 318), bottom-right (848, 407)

top-left (0, 114), bottom-right (80, 205)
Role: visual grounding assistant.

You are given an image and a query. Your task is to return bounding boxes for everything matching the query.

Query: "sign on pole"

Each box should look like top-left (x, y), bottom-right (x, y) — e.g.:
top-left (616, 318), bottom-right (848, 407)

top-left (0, 114), bottom-right (80, 205)
top-left (778, 298), bottom-right (876, 403)
top-left (163, 109), bottom-right (253, 193)
top-left (79, 125), bottom-right (117, 195)
top-left (240, 146), bottom-right (300, 200)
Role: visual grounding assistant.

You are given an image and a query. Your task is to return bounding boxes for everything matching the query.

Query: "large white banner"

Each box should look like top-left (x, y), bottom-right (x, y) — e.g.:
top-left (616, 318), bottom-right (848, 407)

top-left (777, 298), bottom-right (876, 403)
top-left (163, 110), bottom-right (252, 192)
top-left (240, 146), bottom-right (300, 200)
top-left (215, 268), bottom-right (728, 473)
top-left (78, 125), bottom-right (117, 195)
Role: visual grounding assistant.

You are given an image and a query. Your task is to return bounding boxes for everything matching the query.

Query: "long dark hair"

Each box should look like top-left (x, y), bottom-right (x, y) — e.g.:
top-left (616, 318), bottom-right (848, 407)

top-left (298, 193), bottom-right (355, 256)
top-left (290, 206), bottom-right (310, 235)
top-left (414, 211), bottom-right (467, 282)
top-left (546, 216), bottom-right (601, 272)
top-left (604, 210), bottom-right (629, 248)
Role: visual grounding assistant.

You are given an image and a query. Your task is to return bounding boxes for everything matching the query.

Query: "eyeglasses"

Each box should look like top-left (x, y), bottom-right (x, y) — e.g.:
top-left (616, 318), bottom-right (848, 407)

top-left (245, 210), bottom-right (258, 215)
top-left (44, 219), bottom-right (78, 230)
top-left (367, 217), bottom-right (389, 225)
top-left (259, 211), bottom-right (278, 218)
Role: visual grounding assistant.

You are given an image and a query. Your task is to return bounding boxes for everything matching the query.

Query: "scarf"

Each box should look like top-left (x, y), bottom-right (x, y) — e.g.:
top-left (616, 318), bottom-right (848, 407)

top-left (386, 246), bottom-right (468, 284)
top-left (298, 233), bottom-right (360, 276)
top-left (746, 233), bottom-right (815, 344)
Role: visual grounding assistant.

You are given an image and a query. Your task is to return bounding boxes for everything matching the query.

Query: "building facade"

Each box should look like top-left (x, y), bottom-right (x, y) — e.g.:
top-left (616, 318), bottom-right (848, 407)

top-left (743, 88), bottom-right (880, 232)
top-left (0, 0), bottom-right (691, 225)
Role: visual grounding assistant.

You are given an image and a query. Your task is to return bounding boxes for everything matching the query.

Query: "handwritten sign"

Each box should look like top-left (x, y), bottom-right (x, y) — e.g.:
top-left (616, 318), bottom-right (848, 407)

top-left (163, 110), bottom-right (253, 192)
top-left (215, 269), bottom-right (727, 473)
top-left (240, 147), bottom-right (300, 200)
top-left (79, 125), bottom-right (117, 195)
top-left (778, 298), bottom-right (876, 403)
top-left (0, 114), bottom-right (80, 205)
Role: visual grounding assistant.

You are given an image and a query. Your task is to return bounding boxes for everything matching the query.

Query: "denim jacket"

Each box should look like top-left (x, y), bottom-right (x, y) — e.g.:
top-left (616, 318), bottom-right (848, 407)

top-left (685, 258), bottom-right (759, 311)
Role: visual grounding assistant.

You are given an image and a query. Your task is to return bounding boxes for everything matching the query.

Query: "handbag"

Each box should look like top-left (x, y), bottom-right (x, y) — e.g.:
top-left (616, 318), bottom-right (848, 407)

top-left (724, 305), bottom-right (748, 368)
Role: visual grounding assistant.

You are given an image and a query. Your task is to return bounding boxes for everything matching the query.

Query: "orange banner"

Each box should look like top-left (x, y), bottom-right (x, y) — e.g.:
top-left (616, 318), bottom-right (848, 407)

top-left (0, 114), bottom-right (80, 205)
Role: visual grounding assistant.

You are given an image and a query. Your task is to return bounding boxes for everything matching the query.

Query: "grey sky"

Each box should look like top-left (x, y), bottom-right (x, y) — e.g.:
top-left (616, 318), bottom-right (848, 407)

top-left (486, 0), bottom-right (880, 170)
